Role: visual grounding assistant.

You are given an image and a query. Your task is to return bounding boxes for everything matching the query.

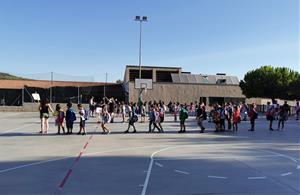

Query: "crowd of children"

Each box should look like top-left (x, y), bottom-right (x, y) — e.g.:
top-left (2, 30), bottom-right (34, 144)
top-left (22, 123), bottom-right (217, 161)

top-left (38, 98), bottom-right (299, 135)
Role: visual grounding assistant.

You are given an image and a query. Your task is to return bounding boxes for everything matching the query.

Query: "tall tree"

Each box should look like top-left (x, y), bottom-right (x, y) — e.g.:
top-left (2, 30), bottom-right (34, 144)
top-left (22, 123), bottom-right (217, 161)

top-left (240, 66), bottom-right (300, 100)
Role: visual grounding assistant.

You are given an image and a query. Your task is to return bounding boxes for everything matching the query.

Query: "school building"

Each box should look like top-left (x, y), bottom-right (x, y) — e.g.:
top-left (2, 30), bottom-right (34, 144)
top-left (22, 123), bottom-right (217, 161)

top-left (123, 65), bottom-right (245, 105)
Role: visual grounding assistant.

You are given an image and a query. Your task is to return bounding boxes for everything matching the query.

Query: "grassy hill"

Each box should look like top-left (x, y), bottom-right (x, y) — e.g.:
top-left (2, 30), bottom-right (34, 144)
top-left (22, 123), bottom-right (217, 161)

top-left (0, 72), bottom-right (29, 80)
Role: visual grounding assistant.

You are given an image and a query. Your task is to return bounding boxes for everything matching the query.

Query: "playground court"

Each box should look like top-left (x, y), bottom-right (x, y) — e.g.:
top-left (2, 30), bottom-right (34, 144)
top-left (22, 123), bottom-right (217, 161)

top-left (0, 112), bottom-right (299, 195)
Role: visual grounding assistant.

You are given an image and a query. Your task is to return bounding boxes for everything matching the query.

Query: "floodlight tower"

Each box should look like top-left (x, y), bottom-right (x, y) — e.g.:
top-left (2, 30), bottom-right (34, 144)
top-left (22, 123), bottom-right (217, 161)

top-left (134, 16), bottom-right (148, 79)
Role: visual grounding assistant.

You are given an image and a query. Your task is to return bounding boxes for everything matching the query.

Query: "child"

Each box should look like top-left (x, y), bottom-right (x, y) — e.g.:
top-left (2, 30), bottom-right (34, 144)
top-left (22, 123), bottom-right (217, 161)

top-left (77, 104), bottom-right (86, 135)
top-left (140, 103), bottom-right (146, 123)
top-left (248, 104), bottom-right (258, 131)
top-left (157, 106), bottom-right (164, 132)
top-left (148, 105), bottom-right (161, 133)
top-left (65, 102), bottom-right (76, 134)
top-left (174, 103), bottom-right (179, 122)
top-left (178, 105), bottom-right (188, 133)
top-left (196, 103), bottom-right (206, 133)
top-left (232, 105), bottom-right (241, 131)
top-left (101, 106), bottom-right (111, 134)
top-left (124, 111), bottom-right (137, 133)
top-left (295, 101), bottom-right (300, 120)
top-left (55, 104), bottom-right (65, 134)
top-left (278, 106), bottom-right (287, 130)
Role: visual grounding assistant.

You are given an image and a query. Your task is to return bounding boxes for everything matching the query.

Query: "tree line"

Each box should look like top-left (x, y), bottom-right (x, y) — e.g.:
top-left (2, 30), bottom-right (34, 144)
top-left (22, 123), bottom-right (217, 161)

top-left (240, 66), bottom-right (300, 100)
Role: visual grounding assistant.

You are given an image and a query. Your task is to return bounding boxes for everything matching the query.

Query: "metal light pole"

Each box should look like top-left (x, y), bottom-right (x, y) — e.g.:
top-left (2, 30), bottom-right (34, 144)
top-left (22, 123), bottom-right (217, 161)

top-left (50, 72), bottom-right (53, 103)
top-left (134, 16), bottom-right (148, 79)
top-left (134, 16), bottom-right (147, 107)
top-left (104, 72), bottom-right (108, 99)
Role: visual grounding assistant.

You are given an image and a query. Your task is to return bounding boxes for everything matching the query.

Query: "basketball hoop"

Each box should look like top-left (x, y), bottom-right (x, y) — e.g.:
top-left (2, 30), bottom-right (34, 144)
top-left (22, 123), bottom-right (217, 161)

top-left (135, 79), bottom-right (152, 103)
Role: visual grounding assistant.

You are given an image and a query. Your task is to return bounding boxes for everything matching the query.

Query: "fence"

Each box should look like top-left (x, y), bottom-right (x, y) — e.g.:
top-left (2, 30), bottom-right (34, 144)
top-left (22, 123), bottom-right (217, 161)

top-left (0, 84), bottom-right (125, 106)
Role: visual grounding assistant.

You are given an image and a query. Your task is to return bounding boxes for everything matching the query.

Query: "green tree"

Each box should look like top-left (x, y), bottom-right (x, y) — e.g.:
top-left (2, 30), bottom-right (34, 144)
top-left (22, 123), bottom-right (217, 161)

top-left (240, 66), bottom-right (300, 100)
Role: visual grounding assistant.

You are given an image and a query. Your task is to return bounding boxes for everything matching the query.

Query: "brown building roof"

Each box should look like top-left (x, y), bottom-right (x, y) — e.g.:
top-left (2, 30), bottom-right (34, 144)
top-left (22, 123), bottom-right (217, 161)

top-left (0, 79), bottom-right (115, 89)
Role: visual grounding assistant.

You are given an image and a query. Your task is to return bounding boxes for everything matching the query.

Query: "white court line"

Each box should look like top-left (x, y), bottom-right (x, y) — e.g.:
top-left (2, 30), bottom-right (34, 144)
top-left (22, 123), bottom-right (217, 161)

top-left (255, 149), bottom-right (299, 163)
top-left (0, 157), bottom-right (68, 174)
top-left (208, 175), bottom-right (227, 179)
top-left (297, 165), bottom-right (300, 169)
top-left (0, 123), bottom-right (36, 134)
top-left (0, 145), bottom-right (170, 175)
top-left (248, 176), bottom-right (267, 180)
top-left (155, 162), bottom-right (163, 167)
top-left (174, 169), bottom-right (190, 175)
top-left (155, 154), bottom-right (282, 161)
top-left (141, 145), bottom-right (182, 195)
top-left (281, 172), bottom-right (293, 176)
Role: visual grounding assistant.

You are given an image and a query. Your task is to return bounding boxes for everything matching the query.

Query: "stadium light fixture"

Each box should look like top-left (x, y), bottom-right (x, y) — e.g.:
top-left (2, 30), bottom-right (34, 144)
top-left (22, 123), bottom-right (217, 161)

top-left (134, 16), bottom-right (148, 79)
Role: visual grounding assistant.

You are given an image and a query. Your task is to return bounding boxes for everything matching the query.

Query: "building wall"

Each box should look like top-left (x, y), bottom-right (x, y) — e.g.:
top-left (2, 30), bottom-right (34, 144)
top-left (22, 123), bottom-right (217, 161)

top-left (128, 82), bottom-right (245, 103)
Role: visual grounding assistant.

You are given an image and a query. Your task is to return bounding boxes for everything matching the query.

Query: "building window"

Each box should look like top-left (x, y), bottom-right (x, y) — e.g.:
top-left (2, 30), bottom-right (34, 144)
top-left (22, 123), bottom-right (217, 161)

top-left (129, 69), bottom-right (152, 81)
top-left (156, 71), bottom-right (178, 82)
top-left (216, 79), bottom-right (226, 85)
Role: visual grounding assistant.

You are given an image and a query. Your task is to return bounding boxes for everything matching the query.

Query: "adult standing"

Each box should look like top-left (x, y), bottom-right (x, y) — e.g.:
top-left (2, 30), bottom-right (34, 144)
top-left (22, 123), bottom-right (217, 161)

top-left (39, 99), bottom-right (53, 134)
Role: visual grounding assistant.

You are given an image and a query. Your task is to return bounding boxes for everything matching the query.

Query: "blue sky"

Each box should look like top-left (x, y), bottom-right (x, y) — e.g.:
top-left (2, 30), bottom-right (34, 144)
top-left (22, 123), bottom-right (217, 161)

top-left (0, 0), bottom-right (298, 82)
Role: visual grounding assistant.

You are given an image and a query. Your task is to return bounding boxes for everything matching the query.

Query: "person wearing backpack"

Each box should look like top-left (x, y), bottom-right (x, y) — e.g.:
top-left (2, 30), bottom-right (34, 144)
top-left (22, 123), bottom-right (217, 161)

top-left (124, 110), bottom-right (138, 133)
top-left (179, 105), bottom-right (188, 133)
top-left (65, 102), bottom-right (76, 134)
top-left (248, 104), bottom-right (258, 131)
top-left (77, 104), bottom-right (86, 135)
top-left (148, 105), bottom-right (161, 133)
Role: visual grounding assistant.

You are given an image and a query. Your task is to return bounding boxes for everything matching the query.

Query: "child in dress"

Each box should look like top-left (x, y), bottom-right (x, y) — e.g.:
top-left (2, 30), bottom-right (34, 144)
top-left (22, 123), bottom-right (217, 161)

top-left (232, 105), bottom-right (241, 131)
top-left (55, 104), bottom-right (65, 134)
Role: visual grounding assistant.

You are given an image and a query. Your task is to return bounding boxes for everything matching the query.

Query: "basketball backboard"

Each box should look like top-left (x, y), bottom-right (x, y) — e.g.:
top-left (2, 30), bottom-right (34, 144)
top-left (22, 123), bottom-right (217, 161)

top-left (135, 79), bottom-right (153, 90)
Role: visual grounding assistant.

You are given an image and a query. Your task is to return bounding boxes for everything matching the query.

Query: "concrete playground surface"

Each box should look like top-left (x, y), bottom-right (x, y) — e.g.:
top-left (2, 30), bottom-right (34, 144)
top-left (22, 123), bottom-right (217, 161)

top-left (0, 112), bottom-right (299, 195)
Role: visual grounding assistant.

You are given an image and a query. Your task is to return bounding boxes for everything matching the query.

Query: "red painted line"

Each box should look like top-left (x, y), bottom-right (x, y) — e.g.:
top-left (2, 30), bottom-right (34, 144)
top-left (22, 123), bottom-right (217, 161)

top-left (58, 134), bottom-right (94, 190)
top-left (59, 169), bottom-right (72, 189)
top-left (76, 152), bottom-right (83, 162)
top-left (83, 142), bottom-right (89, 149)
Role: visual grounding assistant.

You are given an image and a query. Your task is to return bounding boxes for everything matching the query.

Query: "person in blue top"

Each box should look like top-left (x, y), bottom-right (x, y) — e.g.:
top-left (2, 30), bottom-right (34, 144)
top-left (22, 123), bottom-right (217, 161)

top-left (65, 102), bottom-right (76, 134)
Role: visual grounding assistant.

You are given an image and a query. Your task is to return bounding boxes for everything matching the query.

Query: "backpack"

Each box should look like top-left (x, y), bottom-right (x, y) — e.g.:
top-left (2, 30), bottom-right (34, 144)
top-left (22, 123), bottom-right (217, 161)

top-left (181, 109), bottom-right (188, 120)
top-left (84, 109), bottom-right (89, 120)
top-left (253, 110), bottom-right (258, 119)
top-left (70, 110), bottom-right (76, 122)
top-left (132, 114), bottom-right (138, 123)
top-left (203, 109), bottom-right (207, 120)
top-left (159, 111), bottom-right (164, 118)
